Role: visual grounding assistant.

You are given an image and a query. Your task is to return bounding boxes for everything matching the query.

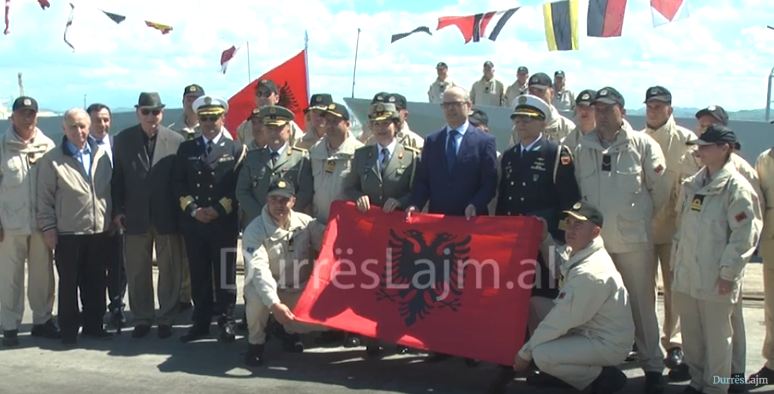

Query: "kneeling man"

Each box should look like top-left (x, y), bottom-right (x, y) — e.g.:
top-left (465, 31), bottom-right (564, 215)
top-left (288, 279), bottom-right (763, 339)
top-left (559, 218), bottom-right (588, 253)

top-left (513, 202), bottom-right (634, 393)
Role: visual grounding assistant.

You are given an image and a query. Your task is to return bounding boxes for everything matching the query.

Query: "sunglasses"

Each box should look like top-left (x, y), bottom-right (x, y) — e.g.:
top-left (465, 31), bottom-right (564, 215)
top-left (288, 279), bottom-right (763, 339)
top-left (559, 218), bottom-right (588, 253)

top-left (256, 90), bottom-right (275, 98)
top-left (140, 108), bottom-right (162, 116)
top-left (198, 115), bottom-right (220, 122)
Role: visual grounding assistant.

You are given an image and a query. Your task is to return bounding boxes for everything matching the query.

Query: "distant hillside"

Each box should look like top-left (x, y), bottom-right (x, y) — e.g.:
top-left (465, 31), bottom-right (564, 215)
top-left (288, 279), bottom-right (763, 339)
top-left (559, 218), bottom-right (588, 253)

top-left (627, 107), bottom-right (768, 122)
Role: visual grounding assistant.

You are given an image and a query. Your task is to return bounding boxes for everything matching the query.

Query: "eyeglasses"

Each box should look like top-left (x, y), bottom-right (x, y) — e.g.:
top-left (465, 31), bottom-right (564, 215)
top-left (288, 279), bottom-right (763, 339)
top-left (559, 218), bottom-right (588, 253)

top-left (198, 115), bottom-right (220, 122)
top-left (140, 108), bottom-right (162, 116)
top-left (441, 101), bottom-right (466, 108)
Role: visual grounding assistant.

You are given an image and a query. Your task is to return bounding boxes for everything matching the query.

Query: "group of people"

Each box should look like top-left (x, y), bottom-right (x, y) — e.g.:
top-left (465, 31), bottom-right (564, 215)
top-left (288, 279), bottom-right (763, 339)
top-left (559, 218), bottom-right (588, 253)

top-left (0, 66), bottom-right (772, 394)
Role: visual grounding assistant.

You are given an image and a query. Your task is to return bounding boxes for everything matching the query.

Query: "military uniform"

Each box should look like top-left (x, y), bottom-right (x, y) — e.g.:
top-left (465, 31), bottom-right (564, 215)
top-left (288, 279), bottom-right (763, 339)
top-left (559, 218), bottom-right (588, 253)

top-left (504, 82), bottom-right (528, 107)
top-left (428, 78), bottom-right (456, 104)
top-left (175, 103), bottom-right (246, 337)
top-left (574, 103), bottom-right (667, 374)
top-left (756, 148), bottom-right (774, 372)
top-left (470, 77), bottom-right (505, 107)
top-left (672, 136), bottom-right (762, 394)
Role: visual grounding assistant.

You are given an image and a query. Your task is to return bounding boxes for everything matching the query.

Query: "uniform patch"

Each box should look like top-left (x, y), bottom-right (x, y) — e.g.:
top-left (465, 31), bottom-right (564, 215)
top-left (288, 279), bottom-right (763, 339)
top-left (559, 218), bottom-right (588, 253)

top-left (655, 164), bottom-right (664, 174)
top-left (690, 195), bottom-right (705, 212)
top-left (324, 160), bottom-right (336, 173)
top-left (735, 212), bottom-right (748, 222)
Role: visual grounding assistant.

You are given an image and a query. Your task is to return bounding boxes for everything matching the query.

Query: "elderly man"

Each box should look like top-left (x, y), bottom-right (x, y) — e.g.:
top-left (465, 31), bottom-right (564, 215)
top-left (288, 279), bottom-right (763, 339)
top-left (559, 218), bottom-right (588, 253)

top-left (0, 96), bottom-right (59, 347)
top-left (175, 95), bottom-right (246, 343)
top-left (470, 61), bottom-right (505, 107)
top-left (171, 84), bottom-right (206, 140)
top-left (562, 89), bottom-right (596, 151)
top-left (37, 108), bottom-right (113, 345)
top-left (242, 178), bottom-right (317, 366)
top-left (574, 87), bottom-right (668, 394)
top-left (295, 94), bottom-right (333, 150)
top-left (236, 105), bottom-right (313, 225)
top-left (112, 92), bottom-right (185, 339)
top-left (237, 79), bottom-right (302, 147)
top-left (86, 103), bottom-right (128, 328)
top-left (552, 71), bottom-right (575, 112)
top-left (512, 202), bottom-right (634, 394)
top-left (428, 62), bottom-right (457, 104)
top-left (505, 66), bottom-right (530, 107)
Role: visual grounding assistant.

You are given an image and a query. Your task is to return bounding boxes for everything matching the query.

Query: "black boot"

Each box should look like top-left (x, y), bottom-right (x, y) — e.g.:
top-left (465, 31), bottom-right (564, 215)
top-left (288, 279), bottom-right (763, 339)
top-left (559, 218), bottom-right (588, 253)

top-left (590, 366), bottom-right (627, 394)
top-left (244, 344), bottom-right (265, 367)
top-left (282, 333), bottom-right (304, 353)
top-left (180, 323), bottom-right (210, 343)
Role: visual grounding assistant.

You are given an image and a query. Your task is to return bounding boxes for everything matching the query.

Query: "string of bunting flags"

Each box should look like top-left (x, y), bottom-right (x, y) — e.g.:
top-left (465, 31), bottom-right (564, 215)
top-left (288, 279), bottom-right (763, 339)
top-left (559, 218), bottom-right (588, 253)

top-left (391, 0), bottom-right (688, 51)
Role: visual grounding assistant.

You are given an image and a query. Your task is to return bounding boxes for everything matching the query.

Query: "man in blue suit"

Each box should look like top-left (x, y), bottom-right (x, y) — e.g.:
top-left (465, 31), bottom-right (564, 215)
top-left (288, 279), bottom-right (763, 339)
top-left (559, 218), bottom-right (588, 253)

top-left (406, 86), bottom-right (497, 219)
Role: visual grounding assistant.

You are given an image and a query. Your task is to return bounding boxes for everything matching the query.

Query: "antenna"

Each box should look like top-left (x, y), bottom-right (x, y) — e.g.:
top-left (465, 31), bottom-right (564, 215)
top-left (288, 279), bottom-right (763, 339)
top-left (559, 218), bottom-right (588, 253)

top-left (17, 72), bottom-right (24, 96)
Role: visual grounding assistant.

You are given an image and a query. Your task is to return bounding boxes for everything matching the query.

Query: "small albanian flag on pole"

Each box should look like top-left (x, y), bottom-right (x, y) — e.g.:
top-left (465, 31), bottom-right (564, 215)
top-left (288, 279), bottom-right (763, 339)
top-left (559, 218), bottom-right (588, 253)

top-left (145, 20), bottom-right (172, 34)
top-left (220, 45), bottom-right (237, 74)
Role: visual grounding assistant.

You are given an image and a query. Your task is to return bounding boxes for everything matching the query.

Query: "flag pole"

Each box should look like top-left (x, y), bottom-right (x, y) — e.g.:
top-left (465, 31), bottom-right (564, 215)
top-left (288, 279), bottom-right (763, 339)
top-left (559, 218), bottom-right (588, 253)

top-left (351, 27), bottom-right (361, 98)
top-left (304, 30), bottom-right (310, 103)
top-left (246, 40), bottom-right (252, 83)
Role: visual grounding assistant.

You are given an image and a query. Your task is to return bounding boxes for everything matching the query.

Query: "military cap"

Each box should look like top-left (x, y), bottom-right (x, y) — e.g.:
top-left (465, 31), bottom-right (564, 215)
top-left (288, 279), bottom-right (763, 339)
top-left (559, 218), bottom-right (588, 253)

top-left (321, 102), bottom-right (350, 121)
top-left (256, 105), bottom-right (294, 126)
top-left (469, 108), bottom-right (489, 127)
top-left (554, 70), bottom-right (565, 78)
top-left (368, 103), bottom-right (400, 121)
top-left (483, 60), bottom-right (494, 68)
top-left (387, 93), bottom-right (407, 110)
top-left (593, 87), bottom-right (625, 107)
top-left (517, 66), bottom-right (529, 74)
top-left (695, 105), bottom-right (729, 126)
top-left (644, 86), bottom-right (672, 103)
top-left (304, 94), bottom-right (333, 113)
top-left (371, 91), bottom-right (390, 104)
top-left (564, 201), bottom-right (604, 227)
top-left (687, 124), bottom-right (738, 146)
top-left (436, 61), bottom-right (448, 69)
top-left (510, 94), bottom-right (550, 121)
top-left (267, 178), bottom-right (296, 198)
top-left (575, 89), bottom-right (597, 107)
top-left (12, 96), bottom-right (38, 112)
top-left (256, 79), bottom-right (278, 95)
top-left (528, 72), bottom-right (552, 89)
top-left (192, 95), bottom-right (228, 116)
top-left (183, 84), bottom-right (205, 98)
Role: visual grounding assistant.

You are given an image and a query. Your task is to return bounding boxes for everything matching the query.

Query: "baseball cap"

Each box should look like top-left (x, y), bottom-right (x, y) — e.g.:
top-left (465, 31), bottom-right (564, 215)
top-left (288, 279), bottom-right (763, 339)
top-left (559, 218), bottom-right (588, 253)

top-left (687, 124), bottom-right (738, 146)
top-left (563, 201), bottom-right (604, 227)
top-left (695, 105), bottom-right (729, 126)
top-left (644, 86), bottom-right (672, 103)
top-left (12, 96), bottom-right (38, 112)
top-left (575, 89), bottom-right (597, 106)
top-left (528, 73), bottom-right (552, 89)
top-left (593, 87), bottom-right (625, 107)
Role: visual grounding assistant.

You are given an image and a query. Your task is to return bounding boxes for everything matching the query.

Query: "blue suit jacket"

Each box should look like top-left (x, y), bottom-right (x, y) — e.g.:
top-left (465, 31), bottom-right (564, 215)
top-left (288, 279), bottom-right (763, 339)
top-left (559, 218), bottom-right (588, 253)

top-left (410, 123), bottom-right (497, 215)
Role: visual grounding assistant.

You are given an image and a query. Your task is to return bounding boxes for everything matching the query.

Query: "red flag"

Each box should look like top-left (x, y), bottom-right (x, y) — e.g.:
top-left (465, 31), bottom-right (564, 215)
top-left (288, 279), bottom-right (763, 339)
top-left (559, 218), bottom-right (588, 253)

top-left (436, 8), bottom-right (518, 44)
top-left (224, 49), bottom-right (308, 136)
top-left (293, 201), bottom-right (542, 366)
top-left (37, 0), bottom-right (49, 9)
top-left (650, 0), bottom-right (685, 25)
top-left (145, 20), bottom-right (172, 34)
top-left (587, 0), bottom-right (627, 37)
top-left (220, 45), bottom-right (237, 74)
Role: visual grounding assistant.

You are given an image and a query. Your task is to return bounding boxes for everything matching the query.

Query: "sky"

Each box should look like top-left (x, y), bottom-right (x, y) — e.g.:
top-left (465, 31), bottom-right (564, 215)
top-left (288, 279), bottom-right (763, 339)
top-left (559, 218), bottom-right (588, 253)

top-left (0, 0), bottom-right (773, 114)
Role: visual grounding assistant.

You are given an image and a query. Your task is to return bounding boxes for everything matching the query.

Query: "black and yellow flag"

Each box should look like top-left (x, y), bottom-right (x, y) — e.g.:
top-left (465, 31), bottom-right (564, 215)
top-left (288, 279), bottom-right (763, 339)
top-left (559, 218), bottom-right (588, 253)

top-left (543, 0), bottom-right (579, 51)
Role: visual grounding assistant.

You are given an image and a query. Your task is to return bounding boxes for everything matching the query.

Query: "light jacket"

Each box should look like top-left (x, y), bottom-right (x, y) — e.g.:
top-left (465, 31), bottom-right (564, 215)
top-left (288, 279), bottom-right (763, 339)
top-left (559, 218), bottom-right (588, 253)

top-left (309, 134), bottom-right (363, 222)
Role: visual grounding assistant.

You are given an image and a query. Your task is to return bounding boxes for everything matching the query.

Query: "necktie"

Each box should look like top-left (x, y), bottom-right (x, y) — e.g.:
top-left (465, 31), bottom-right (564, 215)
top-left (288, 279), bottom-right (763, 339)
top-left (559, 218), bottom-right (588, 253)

top-left (270, 151), bottom-right (280, 165)
top-left (380, 147), bottom-right (390, 175)
top-left (206, 140), bottom-right (214, 158)
top-left (446, 129), bottom-right (459, 172)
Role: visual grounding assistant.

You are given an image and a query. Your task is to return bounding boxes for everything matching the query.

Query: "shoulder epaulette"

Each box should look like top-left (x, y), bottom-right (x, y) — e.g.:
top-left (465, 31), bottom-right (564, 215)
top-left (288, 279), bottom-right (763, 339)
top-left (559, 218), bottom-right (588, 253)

top-left (403, 145), bottom-right (422, 154)
top-left (291, 146), bottom-right (308, 154)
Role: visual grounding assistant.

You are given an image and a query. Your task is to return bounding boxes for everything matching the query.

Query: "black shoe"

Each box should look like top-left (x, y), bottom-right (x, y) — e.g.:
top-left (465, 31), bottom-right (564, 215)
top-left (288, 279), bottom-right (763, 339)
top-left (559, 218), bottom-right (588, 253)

top-left (749, 366), bottom-right (774, 388)
top-left (244, 344), bottom-right (265, 367)
top-left (219, 322), bottom-right (236, 343)
top-left (681, 386), bottom-right (703, 394)
top-left (344, 333), bottom-right (361, 348)
top-left (108, 310), bottom-right (126, 329)
top-left (728, 372), bottom-right (748, 393)
top-left (157, 325), bottom-right (172, 339)
top-left (485, 366), bottom-right (515, 394)
top-left (644, 371), bottom-right (665, 394)
top-left (2, 330), bottom-right (19, 347)
top-left (668, 363), bottom-right (691, 382)
top-left (131, 324), bottom-right (151, 338)
top-left (31, 319), bottom-right (61, 339)
top-left (180, 325), bottom-right (210, 343)
top-left (81, 327), bottom-right (112, 339)
top-left (664, 347), bottom-right (685, 369)
top-left (365, 344), bottom-right (384, 358)
top-left (590, 366), bottom-right (627, 394)
top-left (526, 370), bottom-right (573, 388)
top-left (626, 343), bottom-right (638, 362)
top-left (282, 333), bottom-right (304, 353)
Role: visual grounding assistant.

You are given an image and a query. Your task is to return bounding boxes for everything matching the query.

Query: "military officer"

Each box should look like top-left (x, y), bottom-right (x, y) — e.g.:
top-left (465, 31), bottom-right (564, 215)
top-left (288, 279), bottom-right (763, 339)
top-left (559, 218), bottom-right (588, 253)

top-left (349, 102), bottom-right (419, 215)
top-left (552, 71), bottom-right (575, 112)
top-left (367, 93), bottom-right (424, 149)
top-left (236, 105), bottom-right (313, 225)
top-left (170, 84), bottom-right (205, 140)
top-left (427, 62), bottom-right (457, 104)
top-left (562, 89), bottom-right (596, 151)
top-left (504, 66), bottom-right (530, 107)
top-left (295, 94), bottom-right (333, 150)
top-left (242, 178), bottom-right (318, 366)
top-left (574, 87), bottom-right (668, 394)
top-left (470, 60), bottom-right (505, 107)
top-left (174, 95), bottom-right (246, 343)
top-left (510, 72), bottom-right (575, 145)
top-left (512, 202), bottom-right (634, 394)
top-left (236, 79), bottom-right (302, 147)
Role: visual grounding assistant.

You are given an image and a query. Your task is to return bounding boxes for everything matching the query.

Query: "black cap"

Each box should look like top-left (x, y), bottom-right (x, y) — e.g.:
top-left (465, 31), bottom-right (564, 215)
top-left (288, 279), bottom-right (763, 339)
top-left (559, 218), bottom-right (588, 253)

top-left (517, 66), bottom-right (528, 74)
top-left (469, 108), bottom-right (489, 127)
top-left (483, 60), bottom-right (494, 68)
top-left (593, 87), bottom-right (625, 107)
top-left (321, 102), bottom-right (350, 121)
top-left (183, 84), bottom-right (205, 98)
top-left (387, 93), bottom-right (407, 110)
top-left (256, 79), bottom-right (278, 95)
top-left (695, 105), bottom-right (729, 126)
top-left (644, 86), bottom-right (672, 103)
top-left (575, 89), bottom-right (596, 106)
top-left (563, 201), bottom-right (604, 227)
top-left (528, 72), bottom-right (552, 89)
top-left (687, 124), bottom-right (737, 146)
top-left (135, 92), bottom-right (165, 109)
top-left (371, 91), bottom-right (390, 104)
top-left (267, 178), bottom-right (296, 198)
top-left (12, 96), bottom-right (38, 112)
top-left (436, 61), bottom-right (448, 69)
top-left (554, 70), bottom-right (565, 77)
top-left (305, 93), bottom-right (333, 113)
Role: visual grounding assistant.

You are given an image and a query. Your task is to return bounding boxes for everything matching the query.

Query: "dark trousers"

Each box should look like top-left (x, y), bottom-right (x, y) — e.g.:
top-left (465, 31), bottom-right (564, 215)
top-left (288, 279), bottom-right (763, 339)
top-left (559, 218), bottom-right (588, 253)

top-left (183, 227), bottom-right (237, 327)
top-left (105, 232), bottom-right (127, 313)
top-left (55, 233), bottom-right (109, 338)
